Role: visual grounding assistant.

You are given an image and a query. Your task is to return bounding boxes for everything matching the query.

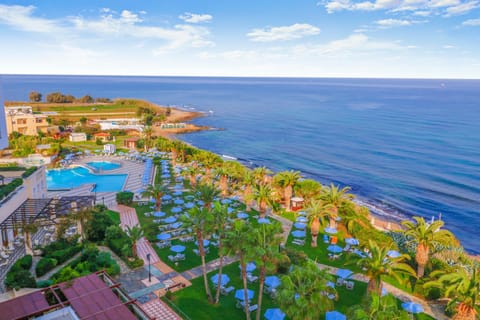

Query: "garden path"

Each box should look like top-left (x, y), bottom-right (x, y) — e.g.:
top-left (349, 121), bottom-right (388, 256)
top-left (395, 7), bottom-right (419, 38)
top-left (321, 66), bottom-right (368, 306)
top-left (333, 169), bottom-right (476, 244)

top-left (36, 251), bottom-right (82, 282)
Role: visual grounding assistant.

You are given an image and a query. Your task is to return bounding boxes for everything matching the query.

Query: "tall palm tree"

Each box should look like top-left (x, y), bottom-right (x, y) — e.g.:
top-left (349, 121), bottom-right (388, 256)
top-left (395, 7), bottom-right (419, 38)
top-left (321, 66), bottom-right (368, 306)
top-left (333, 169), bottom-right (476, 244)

top-left (183, 206), bottom-right (214, 302)
top-left (212, 202), bottom-right (232, 304)
top-left (402, 216), bottom-right (455, 278)
top-left (199, 152), bottom-right (221, 183)
top-left (253, 166), bottom-right (273, 185)
top-left (141, 184), bottom-right (169, 211)
top-left (347, 293), bottom-right (410, 320)
top-left (22, 221), bottom-right (39, 254)
top-left (242, 170), bottom-right (256, 211)
top-left (306, 200), bottom-right (331, 247)
top-left (273, 170), bottom-right (301, 211)
top-left (276, 261), bottom-right (336, 320)
top-left (356, 240), bottom-right (416, 294)
top-left (294, 179), bottom-right (322, 205)
top-left (252, 223), bottom-right (283, 320)
top-left (182, 166), bottom-right (200, 188)
top-left (425, 265), bottom-right (480, 320)
top-left (195, 183), bottom-right (221, 210)
top-left (223, 220), bottom-right (255, 320)
top-left (142, 126), bottom-right (153, 152)
top-left (251, 183), bottom-right (277, 218)
top-left (72, 208), bottom-right (93, 241)
top-left (320, 183), bottom-right (354, 228)
top-left (125, 225), bottom-right (144, 257)
top-left (214, 161), bottom-right (236, 198)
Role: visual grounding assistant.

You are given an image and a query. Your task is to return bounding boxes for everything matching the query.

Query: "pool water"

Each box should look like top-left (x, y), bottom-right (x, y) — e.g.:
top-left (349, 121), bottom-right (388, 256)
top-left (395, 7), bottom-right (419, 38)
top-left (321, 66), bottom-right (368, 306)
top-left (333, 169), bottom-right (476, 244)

top-left (87, 161), bottom-right (121, 171)
top-left (46, 167), bottom-right (127, 192)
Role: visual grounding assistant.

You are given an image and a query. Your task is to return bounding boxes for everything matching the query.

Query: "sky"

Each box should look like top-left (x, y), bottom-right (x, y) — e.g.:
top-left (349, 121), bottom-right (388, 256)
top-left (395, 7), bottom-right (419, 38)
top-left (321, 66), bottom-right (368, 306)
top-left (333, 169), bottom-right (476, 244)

top-left (0, 0), bottom-right (479, 78)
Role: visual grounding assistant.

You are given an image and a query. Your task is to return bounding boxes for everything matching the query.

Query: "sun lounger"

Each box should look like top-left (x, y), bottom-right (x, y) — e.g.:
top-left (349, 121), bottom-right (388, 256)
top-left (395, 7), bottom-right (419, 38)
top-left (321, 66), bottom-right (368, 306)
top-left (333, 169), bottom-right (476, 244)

top-left (221, 286), bottom-right (235, 295)
top-left (336, 278), bottom-right (345, 286)
top-left (292, 239), bottom-right (305, 246)
top-left (346, 281), bottom-right (354, 290)
top-left (245, 304), bottom-right (258, 313)
top-left (247, 274), bottom-right (258, 283)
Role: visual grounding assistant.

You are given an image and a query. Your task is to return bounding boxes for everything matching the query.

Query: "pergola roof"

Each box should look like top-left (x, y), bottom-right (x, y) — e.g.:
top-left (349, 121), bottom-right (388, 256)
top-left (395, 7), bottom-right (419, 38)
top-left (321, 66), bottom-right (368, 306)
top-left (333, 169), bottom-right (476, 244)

top-left (0, 290), bottom-right (50, 319)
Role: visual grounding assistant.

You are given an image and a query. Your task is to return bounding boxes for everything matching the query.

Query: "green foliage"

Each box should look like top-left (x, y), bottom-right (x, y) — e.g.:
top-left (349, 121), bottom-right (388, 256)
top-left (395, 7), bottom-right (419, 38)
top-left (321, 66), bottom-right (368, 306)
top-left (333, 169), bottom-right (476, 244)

top-left (95, 138), bottom-right (103, 145)
top-left (4, 255), bottom-right (36, 290)
top-left (17, 255), bottom-right (33, 270)
top-left (36, 258), bottom-right (58, 277)
top-left (52, 266), bottom-right (80, 283)
top-left (46, 92), bottom-right (76, 103)
top-left (0, 165), bottom-right (27, 171)
top-left (36, 279), bottom-right (53, 288)
top-left (29, 91), bottom-right (42, 102)
top-left (0, 178), bottom-right (23, 200)
top-left (86, 210), bottom-right (115, 242)
top-left (42, 238), bottom-right (82, 264)
top-left (21, 166), bottom-right (38, 178)
top-left (116, 191), bottom-right (134, 205)
top-left (127, 257), bottom-right (145, 269)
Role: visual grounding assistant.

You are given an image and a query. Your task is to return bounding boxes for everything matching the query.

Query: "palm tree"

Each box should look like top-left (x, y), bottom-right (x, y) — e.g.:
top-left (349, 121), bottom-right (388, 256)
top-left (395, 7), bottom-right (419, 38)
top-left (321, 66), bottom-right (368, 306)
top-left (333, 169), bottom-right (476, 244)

top-left (276, 261), bottom-right (336, 320)
top-left (320, 183), bottom-right (354, 228)
top-left (22, 221), bottom-right (39, 255)
top-left (251, 184), bottom-right (277, 218)
top-left (242, 170), bottom-right (256, 211)
top-left (273, 170), bottom-right (301, 211)
top-left (212, 202), bottom-right (232, 304)
top-left (356, 240), bottom-right (416, 294)
top-left (141, 184), bottom-right (168, 211)
top-left (143, 126), bottom-right (153, 152)
top-left (170, 140), bottom-right (183, 166)
top-left (252, 223), bottom-right (283, 320)
top-left (223, 220), bottom-right (255, 320)
top-left (347, 293), bottom-right (410, 320)
top-left (125, 225), bottom-right (144, 257)
top-left (425, 265), bottom-right (480, 320)
top-left (183, 206), bottom-right (214, 302)
top-left (72, 208), bottom-right (93, 241)
top-left (214, 161), bottom-right (236, 198)
top-left (306, 200), bottom-right (331, 247)
top-left (182, 166), bottom-right (200, 188)
top-left (253, 166), bottom-right (273, 185)
top-left (402, 216), bottom-right (455, 278)
top-left (199, 152), bottom-right (222, 183)
top-left (195, 183), bottom-right (221, 210)
top-left (294, 179), bottom-right (322, 205)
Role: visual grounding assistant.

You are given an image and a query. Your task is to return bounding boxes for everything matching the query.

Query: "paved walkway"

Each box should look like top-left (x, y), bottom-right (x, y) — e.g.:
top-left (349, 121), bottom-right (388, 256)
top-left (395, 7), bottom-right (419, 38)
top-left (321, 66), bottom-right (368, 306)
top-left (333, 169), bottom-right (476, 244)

top-left (141, 298), bottom-right (182, 320)
top-left (36, 252), bottom-right (82, 282)
top-left (181, 256), bottom-right (238, 280)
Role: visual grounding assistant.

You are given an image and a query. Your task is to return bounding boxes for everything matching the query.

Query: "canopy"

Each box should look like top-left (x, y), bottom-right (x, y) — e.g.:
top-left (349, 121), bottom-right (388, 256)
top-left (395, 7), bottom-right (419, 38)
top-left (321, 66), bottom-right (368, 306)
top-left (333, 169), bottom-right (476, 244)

top-left (324, 227), bottom-right (338, 234)
top-left (264, 276), bottom-right (281, 289)
top-left (174, 199), bottom-right (184, 205)
top-left (292, 230), bottom-right (306, 238)
top-left (296, 217), bottom-right (308, 223)
top-left (157, 233), bottom-right (171, 241)
top-left (387, 250), bottom-right (401, 258)
top-left (401, 302), bottom-right (424, 314)
top-left (258, 218), bottom-right (271, 224)
top-left (235, 289), bottom-right (254, 301)
top-left (170, 222), bottom-right (183, 229)
top-left (211, 274), bottom-right (230, 287)
top-left (345, 238), bottom-right (359, 246)
top-left (325, 311), bottom-right (346, 320)
top-left (264, 308), bottom-right (286, 320)
top-left (171, 207), bottom-right (182, 213)
top-left (221, 199), bottom-right (232, 204)
top-left (164, 216), bottom-right (177, 224)
top-left (336, 268), bottom-right (353, 279)
top-left (239, 262), bottom-right (256, 273)
top-left (185, 202), bottom-right (195, 209)
top-left (294, 222), bottom-right (307, 229)
top-left (290, 197), bottom-right (304, 202)
top-left (170, 245), bottom-right (186, 253)
top-left (153, 211), bottom-right (166, 218)
top-left (327, 245), bottom-right (343, 253)
top-left (237, 212), bottom-right (249, 219)
top-left (196, 239), bottom-right (210, 247)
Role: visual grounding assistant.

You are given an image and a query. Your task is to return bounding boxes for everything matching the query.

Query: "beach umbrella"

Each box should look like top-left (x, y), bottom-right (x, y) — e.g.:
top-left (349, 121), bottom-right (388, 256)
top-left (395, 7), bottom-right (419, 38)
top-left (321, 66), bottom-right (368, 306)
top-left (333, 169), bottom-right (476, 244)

top-left (258, 217), bottom-right (271, 224)
top-left (294, 222), bottom-right (307, 229)
top-left (170, 222), bottom-right (183, 229)
top-left (184, 202), bottom-right (195, 209)
top-left (292, 230), bottom-right (306, 238)
top-left (153, 211), bottom-right (166, 218)
top-left (239, 262), bottom-right (256, 273)
top-left (164, 216), bottom-right (177, 224)
top-left (401, 302), bottom-right (424, 314)
top-left (195, 239), bottom-right (210, 247)
top-left (237, 212), bottom-right (249, 219)
top-left (387, 250), bottom-right (401, 258)
top-left (327, 281), bottom-right (335, 288)
top-left (174, 184), bottom-right (183, 190)
top-left (235, 289), bottom-right (254, 301)
top-left (161, 174), bottom-right (171, 179)
top-left (171, 207), bottom-right (182, 213)
top-left (325, 311), bottom-right (346, 320)
top-left (185, 195), bottom-right (195, 200)
top-left (173, 191), bottom-right (183, 196)
top-left (381, 287), bottom-right (388, 296)
top-left (336, 268), bottom-right (353, 279)
top-left (264, 308), bottom-right (285, 320)
top-left (297, 211), bottom-right (307, 216)
top-left (221, 198), bottom-right (231, 204)
top-left (157, 233), bottom-right (171, 241)
top-left (296, 217), bottom-right (308, 223)
top-left (227, 207), bottom-right (234, 214)
top-left (211, 274), bottom-right (230, 287)
top-left (264, 276), bottom-right (281, 289)
top-left (170, 245), bottom-right (186, 253)
top-left (353, 249), bottom-right (366, 258)
top-left (324, 227), bottom-right (338, 234)
top-left (345, 238), bottom-right (360, 246)
top-left (327, 245), bottom-right (343, 253)
top-left (162, 194), bottom-right (173, 200)
top-left (174, 198), bottom-right (184, 205)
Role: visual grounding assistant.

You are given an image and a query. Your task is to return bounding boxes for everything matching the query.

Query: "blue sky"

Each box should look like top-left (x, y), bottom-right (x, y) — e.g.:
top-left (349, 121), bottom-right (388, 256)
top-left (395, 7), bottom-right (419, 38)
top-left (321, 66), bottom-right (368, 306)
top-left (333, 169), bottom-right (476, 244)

top-left (0, 0), bottom-right (479, 78)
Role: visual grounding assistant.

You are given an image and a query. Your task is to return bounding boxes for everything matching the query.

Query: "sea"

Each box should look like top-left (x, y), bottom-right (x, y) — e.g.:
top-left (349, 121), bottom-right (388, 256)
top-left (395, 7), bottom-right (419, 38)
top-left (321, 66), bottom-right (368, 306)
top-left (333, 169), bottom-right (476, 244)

top-left (1, 75), bottom-right (479, 253)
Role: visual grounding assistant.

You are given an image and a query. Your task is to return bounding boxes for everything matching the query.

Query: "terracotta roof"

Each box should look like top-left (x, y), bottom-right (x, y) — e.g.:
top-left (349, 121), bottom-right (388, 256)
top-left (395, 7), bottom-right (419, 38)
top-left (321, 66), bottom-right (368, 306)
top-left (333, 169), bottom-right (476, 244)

top-left (94, 132), bottom-right (110, 136)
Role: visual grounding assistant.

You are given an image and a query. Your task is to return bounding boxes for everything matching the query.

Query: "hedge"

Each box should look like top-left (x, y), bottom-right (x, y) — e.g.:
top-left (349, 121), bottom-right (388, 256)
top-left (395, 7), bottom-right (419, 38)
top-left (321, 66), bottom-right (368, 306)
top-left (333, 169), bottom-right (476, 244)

top-left (116, 191), bottom-right (134, 205)
top-left (22, 166), bottom-right (38, 178)
top-left (0, 178), bottom-right (23, 200)
top-left (0, 166), bottom-right (26, 171)
top-left (36, 257), bottom-right (58, 277)
top-left (4, 255), bottom-right (36, 290)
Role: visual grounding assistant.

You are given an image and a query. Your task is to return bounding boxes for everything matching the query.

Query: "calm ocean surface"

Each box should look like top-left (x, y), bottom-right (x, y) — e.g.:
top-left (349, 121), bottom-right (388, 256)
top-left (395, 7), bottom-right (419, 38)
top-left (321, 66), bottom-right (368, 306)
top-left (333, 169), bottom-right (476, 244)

top-left (1, 75), bottom-right (479, 253)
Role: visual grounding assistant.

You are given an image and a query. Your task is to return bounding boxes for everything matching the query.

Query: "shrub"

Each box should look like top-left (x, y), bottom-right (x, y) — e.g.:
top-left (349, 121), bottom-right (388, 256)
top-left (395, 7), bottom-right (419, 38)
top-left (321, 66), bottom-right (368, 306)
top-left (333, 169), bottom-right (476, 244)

top-left (16, 255), bottom-right (33, 270)
top-left (86, 211), bottom-right (115, 242)
top-left (4, 255), bottom-right (36, 290)
top-left (21, 166), bottom-right (38, 178)
top-left (127, 257), bottom-right (144, 269)
top-left (36, 258), bottom-right (58, 277)
top-left (0, 178), bottom-right (23, 200)
top-left (37, 279), bottom-right (53, 288)
top-left (116, 191), bottom-right (134, 205)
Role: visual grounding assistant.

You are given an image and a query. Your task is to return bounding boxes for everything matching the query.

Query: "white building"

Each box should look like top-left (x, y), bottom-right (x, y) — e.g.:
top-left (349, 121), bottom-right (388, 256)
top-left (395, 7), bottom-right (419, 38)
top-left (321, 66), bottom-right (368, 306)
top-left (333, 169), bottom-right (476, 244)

top-left (103, 144), bottom-right (116, 154)
top-left (0, 101), bottom-right (8, 150)
top-left (69, 132), bottom-right (87, 142)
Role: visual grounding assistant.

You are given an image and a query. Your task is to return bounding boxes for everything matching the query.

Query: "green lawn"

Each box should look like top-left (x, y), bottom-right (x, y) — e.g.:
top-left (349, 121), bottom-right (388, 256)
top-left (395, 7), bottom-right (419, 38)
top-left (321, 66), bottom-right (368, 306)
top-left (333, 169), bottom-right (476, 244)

top-left (104, 209), bottom-right (120, 225)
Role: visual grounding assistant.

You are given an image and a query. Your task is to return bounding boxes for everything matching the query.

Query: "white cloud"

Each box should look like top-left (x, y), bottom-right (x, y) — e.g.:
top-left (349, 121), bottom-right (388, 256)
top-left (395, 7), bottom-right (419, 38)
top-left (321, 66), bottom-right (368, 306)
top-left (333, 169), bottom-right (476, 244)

top-left (179, 12), bottom-right (213, 23)
top-left (443, 44), bottom-right (455, 48)
top-left (0, 4), bottom-right (60, 33)
top-left (323, 0), bottom-right (478, 15)
top-left (376, 19), bottom-right (413, 27)
top-left (462, 18), bottom-right (480, 25)
top-left (120, 10), bottom-right (142, 24)
top-left (247, 23), bottom-right (320, 42)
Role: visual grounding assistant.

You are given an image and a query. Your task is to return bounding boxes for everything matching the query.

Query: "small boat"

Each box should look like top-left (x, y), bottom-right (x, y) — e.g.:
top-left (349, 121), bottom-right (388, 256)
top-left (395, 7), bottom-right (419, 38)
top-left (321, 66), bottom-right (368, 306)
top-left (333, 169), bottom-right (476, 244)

top-left (222, 154), bottom-right (237, 160)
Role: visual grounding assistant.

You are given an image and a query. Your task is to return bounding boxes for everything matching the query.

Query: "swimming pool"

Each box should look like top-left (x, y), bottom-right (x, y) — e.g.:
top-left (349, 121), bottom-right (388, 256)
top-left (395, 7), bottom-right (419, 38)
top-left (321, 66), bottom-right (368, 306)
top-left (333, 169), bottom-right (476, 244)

top-left (46, 167), bottom-right (127, 192)
top-left (87, 161), bottom-right (121, 171)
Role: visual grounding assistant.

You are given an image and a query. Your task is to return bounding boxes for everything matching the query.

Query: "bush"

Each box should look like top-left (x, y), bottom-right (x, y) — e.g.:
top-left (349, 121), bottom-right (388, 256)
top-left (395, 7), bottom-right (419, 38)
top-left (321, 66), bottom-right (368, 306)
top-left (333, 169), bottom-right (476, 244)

top-left (37, 279), bottom-right (53, 288)
top-left (0, 178), bottom-right (23, 200)
top-left (4, 255), bottom-right (36, 290)
top-left (127, 257), bottom-right (144, 269)
top-left (86, 211), bottom-right (115, 242)
top-left (16, 255), bottom-right (33, 270)
top-left (22, 166), bottom-right (38, 178)
top-left (116, 191), bottom-right (134, 205)
top-left (36, 258), bottom-right (58, 277)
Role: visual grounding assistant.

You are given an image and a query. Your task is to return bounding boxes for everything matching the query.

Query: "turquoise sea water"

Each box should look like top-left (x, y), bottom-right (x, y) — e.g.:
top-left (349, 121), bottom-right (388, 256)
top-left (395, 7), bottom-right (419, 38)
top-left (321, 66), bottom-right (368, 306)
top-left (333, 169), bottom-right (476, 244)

top-left (46, 167), bottom-right (127, 192)
top-left (87, 161), bottom-right (121, 171)
top-left (2, 75), bottom-right (479, 252)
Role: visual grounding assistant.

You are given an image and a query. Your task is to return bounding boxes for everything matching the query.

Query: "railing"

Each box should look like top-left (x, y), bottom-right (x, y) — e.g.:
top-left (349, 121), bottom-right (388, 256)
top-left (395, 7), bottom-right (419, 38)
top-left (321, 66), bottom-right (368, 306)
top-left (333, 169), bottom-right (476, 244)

top-left (161, 296), bottom-right (193, 320)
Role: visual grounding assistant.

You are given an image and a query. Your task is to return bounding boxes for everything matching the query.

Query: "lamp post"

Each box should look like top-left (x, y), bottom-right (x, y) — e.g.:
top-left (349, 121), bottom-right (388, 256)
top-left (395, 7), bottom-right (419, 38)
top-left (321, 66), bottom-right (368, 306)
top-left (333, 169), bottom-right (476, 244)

top-left (102, 196), bottom-right (105, 206)
top-left (146, 253), bottom-right (151, 282)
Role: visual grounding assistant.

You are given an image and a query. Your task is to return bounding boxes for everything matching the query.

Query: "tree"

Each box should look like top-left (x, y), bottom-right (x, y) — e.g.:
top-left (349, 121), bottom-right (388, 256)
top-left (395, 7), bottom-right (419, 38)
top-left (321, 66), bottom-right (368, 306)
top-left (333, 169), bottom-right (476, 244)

top-left (242, 170), bottom-right (256, 211)
top-left (141, 184), bottom-right (168, 211)
top-left (195, 183), bottom-right (220, 210)
top-left (347, 293), bottom-right (410, 320)
top-left (277, 261), bottom-right (336, 320)
top-left (29, 91), bottom-right (42, 102)
top-left (273, 170), bottom-right (301, 211)
top-left (223, 220), bottom-right (255, 320)
top-left (253, 166), bottom-right (273, 185)
top-left (425, 265), bottom-right (480, 320)
top-left (320, 183), bottom-right (354, 228)
top-left (72, 208), bottom-right (93, 241)
top-left (402, 217), bottom-right (455, 278)
top-left (182, 166), bottom-right (200, 188)
top-left (78, 95), bottom-right (94, 103)
top-left (294, 179), bottom-right (322, 205)
top-left (143, 126), bottom-right (153, 152)
top-left (125, 225), bottom-right (144, 257)
top-left (183, 206), bottom-right (214, 302)
top-left (251, 183), bottom-right (277, 218)
top-left (355, 240), bottom-right (416, 294)
top-left (79, 117), bottom-right (88, 126)
top-left (306, 200), bottom-right (331, 247)
top-left (22, 221), bottom-right (39, 255)
top-left (199, 151), bottom-right (222, 183)
top-left (252, 223), bottom-right (284, 320)
top-left (214, 161), bottom-right (240, 198)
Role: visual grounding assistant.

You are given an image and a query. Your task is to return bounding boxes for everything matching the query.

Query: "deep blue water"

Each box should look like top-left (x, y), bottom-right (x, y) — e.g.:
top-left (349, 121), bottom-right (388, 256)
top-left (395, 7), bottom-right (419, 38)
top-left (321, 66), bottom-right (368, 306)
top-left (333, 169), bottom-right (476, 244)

top-left (2, 75), bottom-right (479, 253)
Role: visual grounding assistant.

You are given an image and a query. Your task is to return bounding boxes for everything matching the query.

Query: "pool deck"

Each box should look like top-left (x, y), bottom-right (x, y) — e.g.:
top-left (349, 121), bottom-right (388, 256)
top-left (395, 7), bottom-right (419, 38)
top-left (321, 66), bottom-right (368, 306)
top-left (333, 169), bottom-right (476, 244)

top-left (47, 155), bottom-right (153, 207)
